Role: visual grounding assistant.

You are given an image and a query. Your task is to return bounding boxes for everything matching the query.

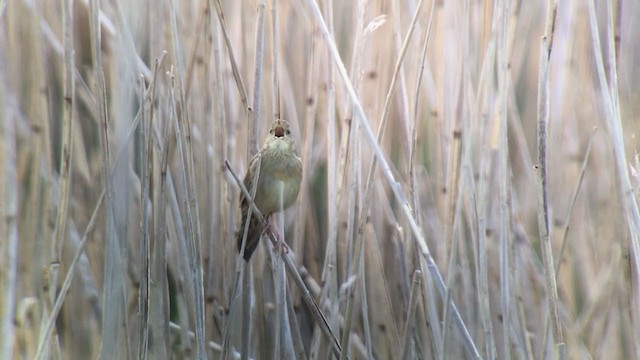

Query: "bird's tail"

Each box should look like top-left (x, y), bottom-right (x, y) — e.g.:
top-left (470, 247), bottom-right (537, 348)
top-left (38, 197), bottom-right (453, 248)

top-left (237, 209), bottom-right (263, 261)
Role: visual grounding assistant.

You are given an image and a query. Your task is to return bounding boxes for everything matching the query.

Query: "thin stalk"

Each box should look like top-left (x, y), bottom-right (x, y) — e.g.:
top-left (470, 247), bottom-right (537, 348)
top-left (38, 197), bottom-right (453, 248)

top-left (536, 0), bottom-right (563, 358)
top-left (498, 1), bottom-right (513, 359)
top-left (241, 262), bottom-right (252, 360)
top-left (421, 260), bottom-right (442, 359)
top-left (0, 58), bottom-right (18, 360)
top-left (324, 0), bottom-right (340, 354)
top-left (469, 164), bottom-right (495, 360)
top-left (391, 0), bottom-right (413, 158)
top-left (440, 131), bottom-right (462, 359)
top-left (360, 251), bottom-right (373, 360)
top-left (137, 75), bottom-right (150, 360)
top-left (310, 0), bottom-right (338, 356)
top-left (472, 2), bottom-right (502, 359)
top-left (401, 271), bottom-right (422, 360)
top-left (341, 0), bottom-right (365, 303)
top-left (409, 4), bottom-right (441, 359)
top-left (271, 0), bottom-right (280, 118)
top-left (286, 284), bottom-right (307, 360)
top-left (151, 78), bottom-right (173, 359)
top-left (555, 127), bottom-right (597, 276)
top-left (38, 0), bottom-right (74, 356)
top-left (250, 0), bottom-right (267, 155)
top-left (183, 2), bottom-right (207, 102)
top-left (292, 28), bottom-right (317, 271)
top-left (23, 1), bottom-right (52, 323)
top-left (273, 190), bottom-right (295, 359)
top-left (344, 117), bottom-right (364, 359)
top-left (410, 0), bottom-right (436, 212)
top-left (273, 188), bottom-right (284, 360)
top-left (210, 0), bottom-right (248, 109)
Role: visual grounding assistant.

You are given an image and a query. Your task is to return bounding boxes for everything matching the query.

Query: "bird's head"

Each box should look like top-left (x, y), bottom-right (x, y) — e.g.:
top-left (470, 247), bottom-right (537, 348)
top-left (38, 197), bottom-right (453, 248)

top-left (270, 119), bottom-right (291, 138)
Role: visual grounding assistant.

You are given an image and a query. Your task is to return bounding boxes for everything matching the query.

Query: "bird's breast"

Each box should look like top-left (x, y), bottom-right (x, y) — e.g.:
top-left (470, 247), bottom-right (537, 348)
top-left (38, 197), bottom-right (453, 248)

top-left (252, 140), bottom-right (302, 214)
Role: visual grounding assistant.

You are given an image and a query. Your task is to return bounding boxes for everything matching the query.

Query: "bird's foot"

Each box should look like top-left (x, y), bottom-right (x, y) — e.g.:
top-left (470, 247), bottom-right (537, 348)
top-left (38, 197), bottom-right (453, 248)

top-left (263, 215), bottom-right (276, 237)
top-left (272, 240), bottom-right (290, 256)
top-left (263, 216), bottom-right (290, 255)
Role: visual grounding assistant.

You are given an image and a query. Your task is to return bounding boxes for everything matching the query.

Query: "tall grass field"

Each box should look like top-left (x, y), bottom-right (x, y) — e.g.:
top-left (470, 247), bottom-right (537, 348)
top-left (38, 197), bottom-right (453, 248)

top-left (1, 0), bottom-right (640, 359)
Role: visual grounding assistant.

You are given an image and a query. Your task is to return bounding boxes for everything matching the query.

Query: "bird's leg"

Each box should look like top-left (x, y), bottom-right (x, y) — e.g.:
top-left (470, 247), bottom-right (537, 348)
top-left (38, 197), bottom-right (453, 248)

top-left (263, 215), bottom-right (290, 255)
top-left (263, 214), bottom-right (274, 236)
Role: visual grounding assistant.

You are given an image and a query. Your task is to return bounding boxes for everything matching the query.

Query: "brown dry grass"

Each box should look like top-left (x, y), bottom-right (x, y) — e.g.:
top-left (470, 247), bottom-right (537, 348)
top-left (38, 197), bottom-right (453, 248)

top-left (1, 0), bottom-right (640, 359)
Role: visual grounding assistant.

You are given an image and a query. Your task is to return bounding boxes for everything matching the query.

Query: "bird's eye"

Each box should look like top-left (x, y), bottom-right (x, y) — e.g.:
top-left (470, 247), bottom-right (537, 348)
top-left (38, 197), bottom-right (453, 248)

top-left (286, 129), bottom-right (291, 135)
top-left (270, 129), bottom-right (274, 134)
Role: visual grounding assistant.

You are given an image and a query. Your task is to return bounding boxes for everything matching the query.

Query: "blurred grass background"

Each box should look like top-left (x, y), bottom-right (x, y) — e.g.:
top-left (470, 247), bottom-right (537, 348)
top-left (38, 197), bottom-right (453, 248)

top-left (1, 0), bottom-right (640, 359)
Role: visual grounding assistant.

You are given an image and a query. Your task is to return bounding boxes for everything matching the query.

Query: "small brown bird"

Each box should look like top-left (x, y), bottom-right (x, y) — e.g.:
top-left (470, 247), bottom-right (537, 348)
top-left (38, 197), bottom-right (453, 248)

top-left (237, 119), bottom-right (303, 261)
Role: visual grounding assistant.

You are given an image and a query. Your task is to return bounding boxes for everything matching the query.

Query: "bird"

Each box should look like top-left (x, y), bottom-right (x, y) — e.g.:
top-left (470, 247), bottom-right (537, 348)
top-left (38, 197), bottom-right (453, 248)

top-left (237, 119), bottom-right (303, 261)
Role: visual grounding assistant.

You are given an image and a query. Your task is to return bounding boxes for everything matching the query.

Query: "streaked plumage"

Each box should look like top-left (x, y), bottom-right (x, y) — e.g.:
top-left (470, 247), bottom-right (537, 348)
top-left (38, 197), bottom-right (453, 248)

top-left (237, 119), bottom-right (302, 261)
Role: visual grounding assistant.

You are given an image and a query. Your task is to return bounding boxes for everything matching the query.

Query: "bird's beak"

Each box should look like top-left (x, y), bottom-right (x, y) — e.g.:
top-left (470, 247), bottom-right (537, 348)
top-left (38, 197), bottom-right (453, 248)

top-left (274, 125), bottom-right (285, 138)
